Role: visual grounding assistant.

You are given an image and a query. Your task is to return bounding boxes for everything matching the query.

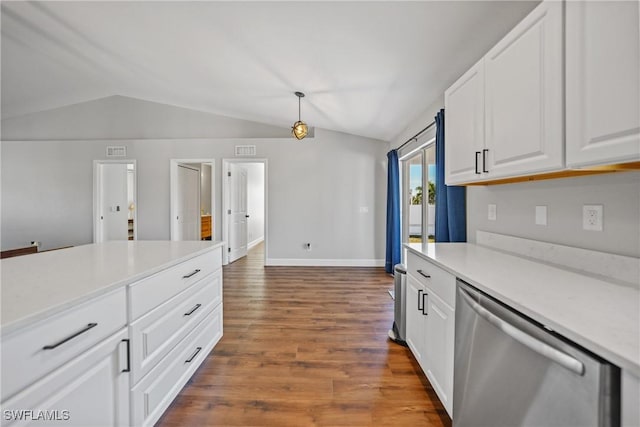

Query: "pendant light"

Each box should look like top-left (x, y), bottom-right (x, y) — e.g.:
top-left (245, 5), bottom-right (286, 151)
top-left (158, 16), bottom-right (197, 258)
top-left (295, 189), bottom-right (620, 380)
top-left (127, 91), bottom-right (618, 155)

top-left (291, 91), bottom-right (308, 140)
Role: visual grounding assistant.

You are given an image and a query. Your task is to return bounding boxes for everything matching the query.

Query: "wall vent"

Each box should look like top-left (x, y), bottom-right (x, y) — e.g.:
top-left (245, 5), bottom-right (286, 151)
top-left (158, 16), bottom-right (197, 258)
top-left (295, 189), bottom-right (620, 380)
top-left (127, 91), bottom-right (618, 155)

top-left (234, 145), bottom-right (257, 157)
top-left (106, 146), bottom-right (127, 157)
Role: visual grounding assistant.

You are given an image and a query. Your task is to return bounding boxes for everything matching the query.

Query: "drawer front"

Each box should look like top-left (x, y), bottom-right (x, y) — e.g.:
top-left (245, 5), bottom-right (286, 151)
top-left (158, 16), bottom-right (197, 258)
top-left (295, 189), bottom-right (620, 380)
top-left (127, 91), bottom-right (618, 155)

top-left (407, 251), bottom-right (456, 308)
top-left (129, 247), bottom-right (221, 320)
top-left (130, 270), bottom-right (222, 384)
top-left (131, 304), bottom-right (223, 427)
top-left (1, 288), bottom-right (127, 401)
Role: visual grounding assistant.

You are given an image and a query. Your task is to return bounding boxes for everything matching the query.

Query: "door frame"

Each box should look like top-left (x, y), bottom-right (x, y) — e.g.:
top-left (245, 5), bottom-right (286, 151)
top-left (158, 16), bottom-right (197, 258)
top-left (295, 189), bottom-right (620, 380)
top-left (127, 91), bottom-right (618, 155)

top-left (170, 159), bottom-right (215, 241)
top-left (222, 158), bottom-right (268, 265)
top-left (93, 159), bottom-right (137, 243)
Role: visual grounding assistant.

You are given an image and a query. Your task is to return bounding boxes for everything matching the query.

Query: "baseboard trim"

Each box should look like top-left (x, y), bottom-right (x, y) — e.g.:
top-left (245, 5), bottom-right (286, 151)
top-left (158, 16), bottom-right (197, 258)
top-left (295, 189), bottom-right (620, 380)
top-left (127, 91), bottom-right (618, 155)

top-left (248, 237), bottom-right (264, 250)
top-left (265, 258), bottom-right (384, 267)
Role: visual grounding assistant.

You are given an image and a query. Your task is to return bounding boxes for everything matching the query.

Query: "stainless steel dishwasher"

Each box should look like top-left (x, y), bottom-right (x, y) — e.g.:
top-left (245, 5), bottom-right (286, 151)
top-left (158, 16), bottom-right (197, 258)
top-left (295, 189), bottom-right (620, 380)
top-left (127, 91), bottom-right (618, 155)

top-left (454, 279), bottom-right (620, 427)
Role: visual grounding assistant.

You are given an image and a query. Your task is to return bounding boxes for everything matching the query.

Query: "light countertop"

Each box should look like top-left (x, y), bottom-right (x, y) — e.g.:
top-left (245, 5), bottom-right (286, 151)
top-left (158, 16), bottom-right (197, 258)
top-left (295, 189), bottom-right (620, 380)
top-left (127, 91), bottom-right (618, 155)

top-left (1, 240), bottom-right (224, 335)
top-left (405, 242), bottom-right (640, 375)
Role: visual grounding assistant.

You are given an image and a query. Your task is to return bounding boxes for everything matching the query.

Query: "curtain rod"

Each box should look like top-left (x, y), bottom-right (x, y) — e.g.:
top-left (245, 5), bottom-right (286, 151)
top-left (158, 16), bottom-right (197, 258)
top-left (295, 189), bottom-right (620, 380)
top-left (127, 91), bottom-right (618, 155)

top-left (396, 120), bottom-right (436, 152)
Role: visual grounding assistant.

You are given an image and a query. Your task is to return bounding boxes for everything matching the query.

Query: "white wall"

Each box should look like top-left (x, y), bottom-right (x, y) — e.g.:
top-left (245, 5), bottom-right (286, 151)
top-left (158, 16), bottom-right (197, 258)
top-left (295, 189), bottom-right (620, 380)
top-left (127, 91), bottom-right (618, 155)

top-left (237, 162), bottom-right (265, 248)
top-left (1, 95), bottom-right (293, 140)
top-left (1, 98), bottom-right (387, 265)
top-left (467, 172), bottom-right (640, 258)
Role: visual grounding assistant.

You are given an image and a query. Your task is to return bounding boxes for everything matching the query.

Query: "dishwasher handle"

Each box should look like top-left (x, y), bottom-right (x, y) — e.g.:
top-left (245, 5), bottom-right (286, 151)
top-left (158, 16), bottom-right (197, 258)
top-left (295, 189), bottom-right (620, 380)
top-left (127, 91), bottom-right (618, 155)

top-left (458, 287), bottom-right (585, 376)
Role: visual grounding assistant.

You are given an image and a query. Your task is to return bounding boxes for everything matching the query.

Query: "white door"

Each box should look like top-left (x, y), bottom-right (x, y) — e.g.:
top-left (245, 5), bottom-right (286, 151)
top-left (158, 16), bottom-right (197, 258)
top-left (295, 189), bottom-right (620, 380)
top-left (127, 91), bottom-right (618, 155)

top-left (98, 163), bottom-right (129, 242)
top-left (444, 59), bottom-right (485, 185)
top-left (176, 165), bottom-right (200, 241)
top-left (484, 0), bottom-right (563, 178)
top-left (228, 164), bottom-right (248, 263)
top-left (424, 289), bottom-right (455, 417)
top-left (405, 275), bottom-right (426, 370)
top-left (566, 0), bottom-right (640, 167)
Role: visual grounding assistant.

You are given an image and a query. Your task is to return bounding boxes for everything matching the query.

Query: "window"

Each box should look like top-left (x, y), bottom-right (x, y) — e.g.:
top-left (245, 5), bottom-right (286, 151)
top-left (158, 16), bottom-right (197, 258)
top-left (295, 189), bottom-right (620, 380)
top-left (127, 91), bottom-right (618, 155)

top-left (401, 142), bottom-right (436, 244)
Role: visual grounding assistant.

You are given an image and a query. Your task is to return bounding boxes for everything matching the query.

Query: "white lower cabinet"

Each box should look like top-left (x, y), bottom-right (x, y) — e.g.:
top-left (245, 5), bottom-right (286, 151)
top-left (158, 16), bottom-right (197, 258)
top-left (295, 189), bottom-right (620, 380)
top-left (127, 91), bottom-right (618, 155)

top-left (406, 275), bottom-right (427, 372)
top-left (131, 305), bottom-right (222, 427)
top-left (405, 252), bottom-right (456, 417)
top-left (423, 289), bottom-right (454, 415)
top-left (1, 328), bottom-right (130, 427)
top-left (0, 245), bottom-right (224, 427)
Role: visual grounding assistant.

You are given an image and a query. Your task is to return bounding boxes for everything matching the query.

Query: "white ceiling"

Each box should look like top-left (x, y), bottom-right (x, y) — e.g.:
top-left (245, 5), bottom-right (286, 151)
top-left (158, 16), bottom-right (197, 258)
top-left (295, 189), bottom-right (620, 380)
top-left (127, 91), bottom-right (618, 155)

top-left (1, 1), bottom-right (539, 141)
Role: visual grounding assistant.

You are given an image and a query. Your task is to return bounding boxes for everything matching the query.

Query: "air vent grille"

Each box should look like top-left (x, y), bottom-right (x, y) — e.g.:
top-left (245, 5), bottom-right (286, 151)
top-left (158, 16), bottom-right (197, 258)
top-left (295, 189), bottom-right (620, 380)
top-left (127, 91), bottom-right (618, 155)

top-left (234, 145), bottom-right (256, 157)
top-left (106, 146), bottom-right (127, 157)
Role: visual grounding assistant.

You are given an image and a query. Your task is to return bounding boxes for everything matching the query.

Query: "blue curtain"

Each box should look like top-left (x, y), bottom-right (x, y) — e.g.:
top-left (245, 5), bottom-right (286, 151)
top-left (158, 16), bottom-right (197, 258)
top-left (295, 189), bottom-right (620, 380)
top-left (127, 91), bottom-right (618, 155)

top-left (385, 149), bottom-right (401, 273)
top-left (434, 109), bottom-right (467, 242)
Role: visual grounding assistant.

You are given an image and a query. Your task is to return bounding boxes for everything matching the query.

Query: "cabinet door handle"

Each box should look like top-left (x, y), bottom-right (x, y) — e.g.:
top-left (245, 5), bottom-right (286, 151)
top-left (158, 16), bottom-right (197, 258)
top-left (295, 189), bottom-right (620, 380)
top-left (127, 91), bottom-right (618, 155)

top-left (482, 149), bottom-right (489, 173)
top-left (418, 289), bottom-right (424, 311)
top-left (422, 292), bottom-right (429, 316)
top-left (417, 269), bottom-right (431, 279)
top-left (184, 303), bottom-right (202, 316)
top-left (121, 339), bottom-right (131, 372)
top-left (185, 347), bottom-right (202, 363)
top-left (182, 269), bottom-right (201, 279)
top-left (42, 323), bottom-right (98, 350)
top-left (475, 151), bottom-right (481, 174)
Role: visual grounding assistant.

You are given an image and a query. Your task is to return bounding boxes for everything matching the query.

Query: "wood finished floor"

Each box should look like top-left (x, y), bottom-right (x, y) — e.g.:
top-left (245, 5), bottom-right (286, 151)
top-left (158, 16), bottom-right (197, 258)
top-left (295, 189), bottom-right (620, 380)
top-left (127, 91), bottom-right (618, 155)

top-left (156, 243), bottom-right (451, 427)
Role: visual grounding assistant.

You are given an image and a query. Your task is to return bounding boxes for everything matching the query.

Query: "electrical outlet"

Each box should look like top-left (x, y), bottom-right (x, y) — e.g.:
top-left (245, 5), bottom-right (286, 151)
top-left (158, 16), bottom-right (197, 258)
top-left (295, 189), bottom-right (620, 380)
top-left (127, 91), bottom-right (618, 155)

top-left (535, 206), bottom-right (547, 226)
top-left (488, 204), bottom-right (497, 221)
top-left (583, 205), bottom-right (603, 231)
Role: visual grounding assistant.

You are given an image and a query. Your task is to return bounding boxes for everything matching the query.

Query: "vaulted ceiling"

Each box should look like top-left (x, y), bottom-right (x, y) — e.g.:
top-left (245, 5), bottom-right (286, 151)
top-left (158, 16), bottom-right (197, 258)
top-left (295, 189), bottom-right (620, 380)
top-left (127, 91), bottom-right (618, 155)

top-left (1, 1), bottom-right (538, 141)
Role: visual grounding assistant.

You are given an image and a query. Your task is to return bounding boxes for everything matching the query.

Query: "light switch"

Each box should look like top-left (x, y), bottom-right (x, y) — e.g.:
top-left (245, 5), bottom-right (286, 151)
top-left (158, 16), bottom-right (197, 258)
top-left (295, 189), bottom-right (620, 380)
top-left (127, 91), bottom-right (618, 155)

top-left (488, 204), bottom-right (497, 221)
top-left (535, 206), bottom-right (547, 226)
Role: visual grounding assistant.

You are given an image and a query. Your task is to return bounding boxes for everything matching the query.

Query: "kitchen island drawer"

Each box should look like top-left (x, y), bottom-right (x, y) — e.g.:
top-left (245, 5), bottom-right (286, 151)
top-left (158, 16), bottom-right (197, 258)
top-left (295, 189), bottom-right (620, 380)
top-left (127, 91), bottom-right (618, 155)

top-left (1, 287), bottom-right (126, 401)
top-left (131, 303), bottom-right (223, 427)
top-left (407, 251), bottom-right (456, 307)
top-left (130, 270), bottom-right (222, 384)
top-left (129, 247), bottom-right (221, 320)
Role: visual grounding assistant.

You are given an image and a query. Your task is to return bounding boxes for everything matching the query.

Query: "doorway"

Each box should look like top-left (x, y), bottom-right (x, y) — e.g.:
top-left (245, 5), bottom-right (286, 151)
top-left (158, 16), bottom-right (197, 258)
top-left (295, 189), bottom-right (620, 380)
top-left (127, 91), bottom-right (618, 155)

top-left (170, 159), bottom-right (215, 241)
top-left (93, 160), bottom-right (137, 243)
top-left (222, 159), bottom-right (267, 265)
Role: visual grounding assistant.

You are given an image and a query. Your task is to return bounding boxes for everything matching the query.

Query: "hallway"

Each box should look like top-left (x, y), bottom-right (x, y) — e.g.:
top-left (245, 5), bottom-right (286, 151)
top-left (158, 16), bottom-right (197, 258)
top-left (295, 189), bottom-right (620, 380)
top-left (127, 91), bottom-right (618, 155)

top-left (156, 243), bottom-right (450, 426)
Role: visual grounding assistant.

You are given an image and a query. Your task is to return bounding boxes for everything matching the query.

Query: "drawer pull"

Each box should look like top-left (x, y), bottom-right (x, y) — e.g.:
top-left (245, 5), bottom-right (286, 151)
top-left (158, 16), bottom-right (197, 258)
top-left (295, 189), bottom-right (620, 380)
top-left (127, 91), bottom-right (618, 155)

top-left (185, 347), bottom-right (202, 363)
top-left (417, 269), bottom-right (431, 279)
top-left (184, 303), bottom-right (202, 316)
top-left (182, 269), bottom-right (201, 279)
top-left (42, 323), bottom-right (98, 350)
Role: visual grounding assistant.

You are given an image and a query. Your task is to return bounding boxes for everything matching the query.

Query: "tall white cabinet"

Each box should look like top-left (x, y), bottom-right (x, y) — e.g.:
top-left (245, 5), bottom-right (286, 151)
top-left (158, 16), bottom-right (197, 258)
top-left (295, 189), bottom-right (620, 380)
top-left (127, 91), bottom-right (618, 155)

top-left (445, 1), bottom-right (563, 185)
top-left (484, 0), bottom-right (564, 179)
top-left (565, 1), bottom-right (640, 167)
top-left (444, 60), bottom-right (485, 184)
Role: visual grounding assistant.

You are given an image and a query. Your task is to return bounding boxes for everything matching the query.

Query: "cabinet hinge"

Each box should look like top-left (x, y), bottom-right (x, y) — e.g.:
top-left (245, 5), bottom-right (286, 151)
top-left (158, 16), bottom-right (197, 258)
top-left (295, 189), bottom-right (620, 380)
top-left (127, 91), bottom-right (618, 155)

top-left (227, 209), bottom-right (231, 215)
top-left (227, 171), bottom-right (231, 177)
top-left (228, 247), bottom-right (231, 253)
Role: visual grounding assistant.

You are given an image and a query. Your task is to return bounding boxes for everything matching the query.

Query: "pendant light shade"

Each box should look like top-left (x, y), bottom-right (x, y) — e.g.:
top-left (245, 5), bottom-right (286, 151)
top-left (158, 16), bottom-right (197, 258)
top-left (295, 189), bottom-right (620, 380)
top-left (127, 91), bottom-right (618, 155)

top-left (292, 91), bottom-right (308, 140)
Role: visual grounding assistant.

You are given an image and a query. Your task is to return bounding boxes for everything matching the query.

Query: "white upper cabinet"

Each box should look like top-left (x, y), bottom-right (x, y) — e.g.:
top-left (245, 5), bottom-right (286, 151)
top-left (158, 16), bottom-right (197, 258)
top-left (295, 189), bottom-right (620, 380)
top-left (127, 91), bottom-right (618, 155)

top-left (484, 0), bottom-right (564, 178)
top-left (445, 60), bottom-right (485, 184)
top-left (445, 0), bottom-right (564, 185)
top-left (566, 1), bottom-right (640, 167)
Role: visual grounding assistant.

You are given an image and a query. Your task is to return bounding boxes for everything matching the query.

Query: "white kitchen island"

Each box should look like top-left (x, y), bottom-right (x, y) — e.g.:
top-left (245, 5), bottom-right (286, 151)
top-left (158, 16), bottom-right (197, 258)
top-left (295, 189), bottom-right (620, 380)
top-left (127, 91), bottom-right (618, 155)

top-left (1, 240), bottom-right (224, 427)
